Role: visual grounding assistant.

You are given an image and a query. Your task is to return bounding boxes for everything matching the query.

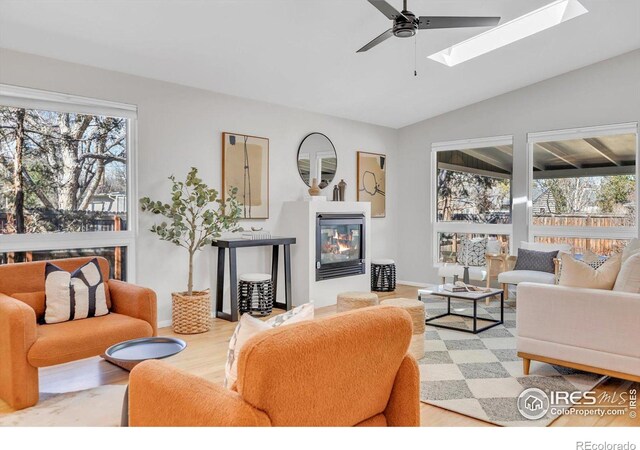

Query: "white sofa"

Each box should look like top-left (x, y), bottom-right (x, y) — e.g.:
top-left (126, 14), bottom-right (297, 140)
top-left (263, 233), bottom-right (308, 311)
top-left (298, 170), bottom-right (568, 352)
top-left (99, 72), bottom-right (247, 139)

top-left (517, 282), bottom-right (640, 382)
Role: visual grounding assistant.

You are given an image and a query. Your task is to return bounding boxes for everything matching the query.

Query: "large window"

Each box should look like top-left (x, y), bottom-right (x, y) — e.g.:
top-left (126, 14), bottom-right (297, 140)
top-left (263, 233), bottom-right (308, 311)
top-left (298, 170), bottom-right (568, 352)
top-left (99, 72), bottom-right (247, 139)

top-left (528, 123), bottom-right (638, 258)
top-left (432, 136), bottom-right (513, 264)
top-left (0, 85), bottom-right (137, 280)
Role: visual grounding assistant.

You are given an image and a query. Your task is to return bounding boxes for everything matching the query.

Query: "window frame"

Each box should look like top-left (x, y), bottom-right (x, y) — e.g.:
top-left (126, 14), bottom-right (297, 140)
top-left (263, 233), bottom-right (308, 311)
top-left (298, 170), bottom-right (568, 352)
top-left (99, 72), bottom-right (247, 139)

top-left (431, 135), bottom-right (514, 267)
top-left (527, 122), bottom-right (640, 245)
top-left (0, 84), bottom-right (138, 281)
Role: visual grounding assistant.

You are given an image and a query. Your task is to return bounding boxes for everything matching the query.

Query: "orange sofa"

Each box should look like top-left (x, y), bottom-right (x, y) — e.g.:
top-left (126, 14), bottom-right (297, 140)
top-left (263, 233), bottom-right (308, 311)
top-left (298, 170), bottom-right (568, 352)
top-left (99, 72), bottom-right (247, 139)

top-left (0, 257), bottom-right (157, 410)
top-left (129, 305), bottom-right (420, 426)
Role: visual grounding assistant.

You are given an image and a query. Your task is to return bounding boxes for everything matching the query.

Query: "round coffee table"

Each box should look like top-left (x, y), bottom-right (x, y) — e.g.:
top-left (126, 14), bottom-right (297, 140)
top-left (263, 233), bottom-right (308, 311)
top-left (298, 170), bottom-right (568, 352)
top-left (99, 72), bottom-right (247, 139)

top-left (105, 337), bottom-right (187, 426)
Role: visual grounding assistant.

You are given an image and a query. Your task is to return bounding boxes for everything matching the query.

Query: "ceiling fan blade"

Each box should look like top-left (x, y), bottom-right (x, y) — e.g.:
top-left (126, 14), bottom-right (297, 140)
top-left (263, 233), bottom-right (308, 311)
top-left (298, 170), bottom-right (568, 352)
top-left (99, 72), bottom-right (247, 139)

top-left (356, 28), bottom-right (394, 53)
top-left (368, 0), bottom-right (406, 20)
top-left (418, 16), bottom-right (500, 29)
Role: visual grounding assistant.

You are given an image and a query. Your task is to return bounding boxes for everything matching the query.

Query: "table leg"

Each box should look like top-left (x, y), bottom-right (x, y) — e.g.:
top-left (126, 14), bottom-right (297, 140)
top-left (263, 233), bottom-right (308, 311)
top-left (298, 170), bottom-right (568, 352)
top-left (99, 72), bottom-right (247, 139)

top-left (121, 385), bottom-right (129, 427)
top-left (501, 291), bottom-right (504, 324)
top-left (215, 247), bottom-right (226, 319)
top-left (271, 244), bottom-right (279, 303)
top-left (284, 244), bottom-right (292, 311)
top-left (473, 300), bottom-right (477, 333)
top-left (447, 296), bottom-right (451, 314)
top-left (229, 248), bottom-right (238, 322)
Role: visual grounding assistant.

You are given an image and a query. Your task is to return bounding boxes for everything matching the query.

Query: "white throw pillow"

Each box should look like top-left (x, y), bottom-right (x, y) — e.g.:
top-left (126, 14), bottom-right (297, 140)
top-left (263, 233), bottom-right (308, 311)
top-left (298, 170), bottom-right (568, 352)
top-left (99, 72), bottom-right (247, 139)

top-left (224, 302), bottom-right (314, 388)
top-left (558, 253), bottom-right (621, 290)
top-left (621, 238), bottom-right (640, 264)
top-left (44, 258), bottom-right (108, 324)
top-left (613, 252), bottom-right (640, 294)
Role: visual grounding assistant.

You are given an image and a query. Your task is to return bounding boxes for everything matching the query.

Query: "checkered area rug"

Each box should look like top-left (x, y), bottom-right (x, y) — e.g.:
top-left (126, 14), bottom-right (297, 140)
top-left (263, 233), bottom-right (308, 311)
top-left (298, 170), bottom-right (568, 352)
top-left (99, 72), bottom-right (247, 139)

top-left (418, 294), bottom-right (606, 426)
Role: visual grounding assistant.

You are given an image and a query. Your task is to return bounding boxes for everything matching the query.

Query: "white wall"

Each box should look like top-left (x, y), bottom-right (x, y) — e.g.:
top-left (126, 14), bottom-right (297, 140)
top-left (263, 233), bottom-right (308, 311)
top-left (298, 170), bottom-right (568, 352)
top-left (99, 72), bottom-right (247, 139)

top-left (0, 48), bottom-right (399, 324)
top-left (397, 49), bottom-right (640, 284)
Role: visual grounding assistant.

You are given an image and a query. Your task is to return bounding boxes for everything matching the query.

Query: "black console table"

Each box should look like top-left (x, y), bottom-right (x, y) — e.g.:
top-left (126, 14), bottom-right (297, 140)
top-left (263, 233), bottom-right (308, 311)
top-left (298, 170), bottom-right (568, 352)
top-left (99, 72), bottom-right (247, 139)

top-left (212, 237), bottom-right (296, 322)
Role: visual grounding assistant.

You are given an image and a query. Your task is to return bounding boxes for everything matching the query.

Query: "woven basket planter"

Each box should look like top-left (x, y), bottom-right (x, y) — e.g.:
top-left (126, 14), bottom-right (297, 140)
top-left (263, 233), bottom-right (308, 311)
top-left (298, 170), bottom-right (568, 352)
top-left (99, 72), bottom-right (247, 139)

top-left (171, 290), bottom-right (211, 334)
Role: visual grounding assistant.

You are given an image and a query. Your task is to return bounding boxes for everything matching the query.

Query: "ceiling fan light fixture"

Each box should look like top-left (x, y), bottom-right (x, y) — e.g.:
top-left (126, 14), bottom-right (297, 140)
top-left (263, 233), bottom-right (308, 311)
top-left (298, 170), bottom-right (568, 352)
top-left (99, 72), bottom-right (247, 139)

top-left (428, 0), bottom-right (588, 67)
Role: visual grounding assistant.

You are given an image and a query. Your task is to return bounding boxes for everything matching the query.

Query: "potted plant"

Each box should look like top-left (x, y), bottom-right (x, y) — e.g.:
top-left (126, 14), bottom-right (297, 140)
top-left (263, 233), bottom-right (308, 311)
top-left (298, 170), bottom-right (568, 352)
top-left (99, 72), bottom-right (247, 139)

top-left (140, 167), bottom-right (242, 334)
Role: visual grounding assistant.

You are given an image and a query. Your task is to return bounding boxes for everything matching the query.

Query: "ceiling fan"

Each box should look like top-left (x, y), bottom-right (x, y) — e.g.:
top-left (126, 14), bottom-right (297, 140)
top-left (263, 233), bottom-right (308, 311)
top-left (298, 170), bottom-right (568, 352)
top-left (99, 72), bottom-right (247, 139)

top-left (357, 0), bottom-right (501, 53)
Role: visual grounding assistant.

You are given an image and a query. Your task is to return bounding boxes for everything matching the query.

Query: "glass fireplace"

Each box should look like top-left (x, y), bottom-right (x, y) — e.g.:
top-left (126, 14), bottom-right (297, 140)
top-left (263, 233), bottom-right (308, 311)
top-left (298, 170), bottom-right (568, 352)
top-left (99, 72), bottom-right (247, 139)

top-left (316, 213), bottom-right (366, 281)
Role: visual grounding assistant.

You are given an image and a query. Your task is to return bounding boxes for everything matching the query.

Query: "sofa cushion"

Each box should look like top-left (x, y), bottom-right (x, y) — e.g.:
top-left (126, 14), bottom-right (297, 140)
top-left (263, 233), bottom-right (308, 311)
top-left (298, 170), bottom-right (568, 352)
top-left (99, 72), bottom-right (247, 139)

top-left (28, 313), bottom-right (153, 367)
top-left (438, 265), bottom-right (487, 281)
top-left (558, 252), bottom-right (621, 290)
top-left (498, 270), bottom-right (556, 285)
top-left (613, 253), bottom-right (640, 294)
top-left (513, 248), bottom-right (558, 273)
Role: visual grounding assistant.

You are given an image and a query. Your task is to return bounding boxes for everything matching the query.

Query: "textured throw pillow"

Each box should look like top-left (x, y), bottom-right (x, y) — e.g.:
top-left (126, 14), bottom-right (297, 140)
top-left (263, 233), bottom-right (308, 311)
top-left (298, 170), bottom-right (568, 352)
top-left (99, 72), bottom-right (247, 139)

top-left (613, 252), bottom-right (640, 294)
top-left (44, 258), bottom-right (108, 324)
top-left (459, 237), bottom-right (487, 267)
top-left (559, 252), bottom-right (621, 290)
top-left (224, 302), bottom-right (314, 389)
top-left (513, 248), bottom-right (559, 273)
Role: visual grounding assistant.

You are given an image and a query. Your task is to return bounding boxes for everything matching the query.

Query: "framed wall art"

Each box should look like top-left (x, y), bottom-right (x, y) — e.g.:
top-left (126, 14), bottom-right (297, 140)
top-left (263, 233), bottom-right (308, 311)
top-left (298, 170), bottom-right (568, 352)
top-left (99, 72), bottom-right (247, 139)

top-left (222, 132), bottom-right (269, 219)
top-left (357, 151), bottom-right (386, 218)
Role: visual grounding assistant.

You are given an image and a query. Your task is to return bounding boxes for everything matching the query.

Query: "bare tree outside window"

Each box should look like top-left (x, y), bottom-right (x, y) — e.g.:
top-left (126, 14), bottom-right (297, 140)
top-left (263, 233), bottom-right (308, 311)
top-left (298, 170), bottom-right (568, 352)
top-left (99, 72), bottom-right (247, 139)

top-left (0, 105), bottom-right (128, 269)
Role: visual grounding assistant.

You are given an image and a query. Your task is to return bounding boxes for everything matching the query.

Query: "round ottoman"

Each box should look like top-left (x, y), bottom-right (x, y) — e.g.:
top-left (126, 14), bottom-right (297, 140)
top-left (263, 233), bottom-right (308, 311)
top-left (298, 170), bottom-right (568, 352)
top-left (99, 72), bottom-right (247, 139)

top-left (238, 273), bottom-right (274, 316)
top-left (371, 259), bottom-right (396, 292)
top-left (380, 298), bottom-right (425, 359)
top-left (337, 291), bottom-right (379, 313)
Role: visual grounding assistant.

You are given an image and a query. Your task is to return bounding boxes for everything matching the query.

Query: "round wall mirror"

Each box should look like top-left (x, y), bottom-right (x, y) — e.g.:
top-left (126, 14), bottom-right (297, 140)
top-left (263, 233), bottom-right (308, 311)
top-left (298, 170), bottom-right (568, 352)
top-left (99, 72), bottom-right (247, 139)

top-left (297, 132), bottom-right (337, 189)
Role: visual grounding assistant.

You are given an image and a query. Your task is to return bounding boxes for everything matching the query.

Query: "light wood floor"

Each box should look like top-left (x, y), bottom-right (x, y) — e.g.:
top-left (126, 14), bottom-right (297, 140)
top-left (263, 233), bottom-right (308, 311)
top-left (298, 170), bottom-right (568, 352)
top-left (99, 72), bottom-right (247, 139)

top-left (1, 284), bottom-right (637, 426)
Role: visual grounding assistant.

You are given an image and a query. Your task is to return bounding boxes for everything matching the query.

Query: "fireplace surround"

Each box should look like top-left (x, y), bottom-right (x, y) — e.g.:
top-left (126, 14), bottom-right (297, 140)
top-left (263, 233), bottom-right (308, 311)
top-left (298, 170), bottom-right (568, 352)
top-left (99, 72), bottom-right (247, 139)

top-left (280, 201), bottom-right (371, 308)
top-left (316, 213), bottom-right (366, 281)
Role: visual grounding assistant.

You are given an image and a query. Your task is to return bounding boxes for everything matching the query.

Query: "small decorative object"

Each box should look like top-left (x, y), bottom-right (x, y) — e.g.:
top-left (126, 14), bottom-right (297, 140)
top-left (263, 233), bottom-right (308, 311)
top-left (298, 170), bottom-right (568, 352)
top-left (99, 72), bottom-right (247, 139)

top-left (297, 132), bottom-right (337, 189)
top-left (357, 151), bottom-right (386, 217)
top-left (238, 273), bottom-right (274, 316)
top-left (140, 167), bottom-right (242, 334)
top-left (371, 259), bottom-right (396, 292)
top-left (308, 177), bottom-right (321, 196)
top-left (251, 226), bottom-right (263, 232)
top-left (338, 179), bottom-right (347, 201)
top-left (222, 132), bottom-right (269, 219)
top-left (332, 185), bottom-right (339, 201)
top-left (241, 230), bottom-right (272, 240)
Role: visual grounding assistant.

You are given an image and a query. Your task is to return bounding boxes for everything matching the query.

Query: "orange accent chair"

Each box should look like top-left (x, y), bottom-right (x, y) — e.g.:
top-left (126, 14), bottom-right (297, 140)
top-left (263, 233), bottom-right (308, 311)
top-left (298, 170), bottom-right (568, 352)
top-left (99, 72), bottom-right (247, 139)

top-left (129, 305), bottom-right (420, 427)
top-left (0, 257), bottom-right (157, 410)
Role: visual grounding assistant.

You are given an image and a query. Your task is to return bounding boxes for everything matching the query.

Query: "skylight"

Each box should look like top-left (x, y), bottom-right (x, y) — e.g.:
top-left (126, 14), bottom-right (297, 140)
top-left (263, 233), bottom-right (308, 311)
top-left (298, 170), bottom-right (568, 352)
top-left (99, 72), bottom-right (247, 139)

top-left (428, 0), bottom-right (588, 67)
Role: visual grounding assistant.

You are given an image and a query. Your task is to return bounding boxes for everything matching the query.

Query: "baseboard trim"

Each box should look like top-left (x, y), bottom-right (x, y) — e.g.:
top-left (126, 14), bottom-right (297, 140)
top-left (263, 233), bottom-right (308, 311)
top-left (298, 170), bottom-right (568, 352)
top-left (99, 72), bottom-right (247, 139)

top-left (397, 280), bottom-right (430, 287)
top-left (517, 352), bottom-right (640, 383)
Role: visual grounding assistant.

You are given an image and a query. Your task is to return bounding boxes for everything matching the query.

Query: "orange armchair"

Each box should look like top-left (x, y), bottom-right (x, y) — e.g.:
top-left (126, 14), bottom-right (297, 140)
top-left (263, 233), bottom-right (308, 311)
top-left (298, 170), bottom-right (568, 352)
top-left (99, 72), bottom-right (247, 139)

top-left (129, 305), bottom-right (420, 427)
top-left (0, 257), bottom-right (157, 410)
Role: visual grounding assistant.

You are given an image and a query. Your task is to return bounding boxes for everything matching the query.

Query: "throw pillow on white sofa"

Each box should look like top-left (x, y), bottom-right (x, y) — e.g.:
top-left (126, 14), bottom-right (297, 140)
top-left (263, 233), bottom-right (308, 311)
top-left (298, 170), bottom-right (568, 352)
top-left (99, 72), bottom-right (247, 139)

top-left (559, 252), bottom-right (621, 290)
top-left (613, 252), bottom-right (640, 294)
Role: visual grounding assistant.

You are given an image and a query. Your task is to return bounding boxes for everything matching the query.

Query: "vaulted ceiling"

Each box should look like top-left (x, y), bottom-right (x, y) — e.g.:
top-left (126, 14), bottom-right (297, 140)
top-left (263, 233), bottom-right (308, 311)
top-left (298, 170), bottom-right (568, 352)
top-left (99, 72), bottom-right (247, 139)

top-left (0, 0), bottom-right (638, 128)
